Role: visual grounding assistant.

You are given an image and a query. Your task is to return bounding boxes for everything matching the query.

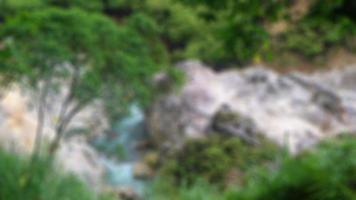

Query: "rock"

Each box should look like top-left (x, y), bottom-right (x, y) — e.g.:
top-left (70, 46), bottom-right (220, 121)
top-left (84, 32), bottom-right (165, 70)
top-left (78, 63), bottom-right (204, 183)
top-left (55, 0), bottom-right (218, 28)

top-left (147, 61), bottom-right (227, 151)
top-left (287, 73), bottom-right (345, 118)
top-left (143, 151), bottom-right (160, 168)
top-left (134, 140), bottom-right (154, 150)
top-left (147, 60), bottom-right (356, 153)
top-left (312, 88), bottom-right (346, 121)
top-left (117, 187), bottom-right (141, 200)
top-left (104, 186), bottom-right (141, 200)
top-left (211, 105), bottom-right (259, 144)
top-left (133, 162), bottom-right (154, 180)
top-left (0, 89), bottom-right (41, 153)
top-left (0, 86), bottom-right (109, 189)
top-left (55, 136), bottom-right (105, 190)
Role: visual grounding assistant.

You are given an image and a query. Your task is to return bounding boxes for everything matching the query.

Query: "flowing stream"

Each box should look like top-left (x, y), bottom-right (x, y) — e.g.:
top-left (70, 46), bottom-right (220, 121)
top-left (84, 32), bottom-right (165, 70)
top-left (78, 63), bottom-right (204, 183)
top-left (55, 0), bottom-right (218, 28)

top-left (93, 104), bottom-right (147, 193)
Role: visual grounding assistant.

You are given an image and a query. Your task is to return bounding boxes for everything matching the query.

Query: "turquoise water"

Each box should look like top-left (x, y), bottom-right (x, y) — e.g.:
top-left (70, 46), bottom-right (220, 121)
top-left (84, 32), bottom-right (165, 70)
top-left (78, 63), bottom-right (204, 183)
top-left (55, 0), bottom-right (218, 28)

top-left (94, 104), bottom-right (147, 193)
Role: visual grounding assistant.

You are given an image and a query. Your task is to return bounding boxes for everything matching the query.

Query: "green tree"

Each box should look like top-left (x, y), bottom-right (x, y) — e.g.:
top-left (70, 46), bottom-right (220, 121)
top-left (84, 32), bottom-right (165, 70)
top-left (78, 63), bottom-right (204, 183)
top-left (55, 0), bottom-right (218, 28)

top-left (0, 8), bottom-right (166, 156)
top-left (179, 0), bottom-right (285, 65)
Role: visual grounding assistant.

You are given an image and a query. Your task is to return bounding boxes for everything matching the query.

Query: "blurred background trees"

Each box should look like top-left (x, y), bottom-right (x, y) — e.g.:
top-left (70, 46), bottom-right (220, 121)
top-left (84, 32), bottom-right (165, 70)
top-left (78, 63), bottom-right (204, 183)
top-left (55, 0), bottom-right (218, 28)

top-left (2, 0), bottom-right (356, 69)
top-left (0, 1), bottom-right (355, 200)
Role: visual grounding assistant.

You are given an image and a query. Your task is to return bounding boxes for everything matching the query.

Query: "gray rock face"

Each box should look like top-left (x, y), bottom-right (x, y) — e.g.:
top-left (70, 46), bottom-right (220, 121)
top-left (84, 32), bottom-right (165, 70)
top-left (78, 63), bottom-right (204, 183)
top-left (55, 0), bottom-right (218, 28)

top-left (211, 105), bottom-right (259, 144)
top-left (147, 60), bottom-right (356, 153)
top-left (0, 86), bottom-right (108, 190)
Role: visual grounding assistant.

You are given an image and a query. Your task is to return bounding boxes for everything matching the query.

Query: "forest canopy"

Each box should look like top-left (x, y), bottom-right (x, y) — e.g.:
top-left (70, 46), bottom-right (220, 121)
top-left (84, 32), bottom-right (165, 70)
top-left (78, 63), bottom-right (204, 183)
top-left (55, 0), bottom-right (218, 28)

top-left (1, 0), bottom-right (356, 69)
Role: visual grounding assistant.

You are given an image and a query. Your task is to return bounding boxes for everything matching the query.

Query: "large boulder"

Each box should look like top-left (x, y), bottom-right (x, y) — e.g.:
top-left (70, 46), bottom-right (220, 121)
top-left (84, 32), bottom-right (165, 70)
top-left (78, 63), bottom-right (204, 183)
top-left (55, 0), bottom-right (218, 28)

top-left (147, 60), bottom-right (356, 153)
top-left (133, 162), bottom-right (154, 180)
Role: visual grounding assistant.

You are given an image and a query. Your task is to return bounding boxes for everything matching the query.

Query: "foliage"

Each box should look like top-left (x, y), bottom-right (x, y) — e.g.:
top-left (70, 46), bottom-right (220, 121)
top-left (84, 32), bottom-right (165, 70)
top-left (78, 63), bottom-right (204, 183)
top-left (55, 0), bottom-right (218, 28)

top-left (183, 0), bottom-right (285, 64)
top-left (121, 0), bottom-right (286, 65)
top-left (226, 135), bottom-right (356, 200)
top-left (45, 0), bottom-right (104, 11)
top-left (160, 135), bottom-right (280, 186)
top-left (178, 0), bottom-right (356, 65)
top-left (0, 0), bottom-right (125, 14)
top-left (0, 7), bottom-right (164, 100)
top-left (0, 0), bottom-right (46, 19)
top-left (279, 0), bottom-right (356, 58)
top-left (131, 0), bottom-right (208, 61)
top-left (149, 135), bottom-right (356, 200)
top-left (148, 178), bottom-right (221, 200)
top-left (0, 149), bottom-right (115, 200)
top-left (0, 7), bottom-right (168, 153)
top-left (2, 0), bottom-right (356, 68)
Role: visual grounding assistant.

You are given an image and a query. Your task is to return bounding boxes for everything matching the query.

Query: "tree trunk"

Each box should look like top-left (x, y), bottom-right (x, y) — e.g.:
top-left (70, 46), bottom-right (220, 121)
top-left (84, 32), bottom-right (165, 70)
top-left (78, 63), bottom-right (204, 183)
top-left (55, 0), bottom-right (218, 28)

top-left (31, 80), bottom-right (51, 162)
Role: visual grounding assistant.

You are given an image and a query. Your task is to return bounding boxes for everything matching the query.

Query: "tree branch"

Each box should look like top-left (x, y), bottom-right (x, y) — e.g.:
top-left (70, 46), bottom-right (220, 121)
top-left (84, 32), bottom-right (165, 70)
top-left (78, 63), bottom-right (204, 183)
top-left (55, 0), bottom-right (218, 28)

top-left (49, 99), bottom-right (90, 154)
top-left (57, 66), bottom-right (80, 127)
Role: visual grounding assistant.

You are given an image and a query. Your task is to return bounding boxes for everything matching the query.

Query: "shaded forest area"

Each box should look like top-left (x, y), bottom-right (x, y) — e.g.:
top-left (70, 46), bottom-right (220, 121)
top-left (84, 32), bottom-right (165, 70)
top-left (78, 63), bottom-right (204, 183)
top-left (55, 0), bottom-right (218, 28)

top-left (1, 0), bottom-right (356, 70)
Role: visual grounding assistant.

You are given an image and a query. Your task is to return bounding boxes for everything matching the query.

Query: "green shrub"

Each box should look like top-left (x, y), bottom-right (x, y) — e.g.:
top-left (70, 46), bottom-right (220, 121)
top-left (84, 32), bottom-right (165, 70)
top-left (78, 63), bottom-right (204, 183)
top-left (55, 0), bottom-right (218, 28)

top-left (280, 0), bottom-right (356, 58)
top-left (4, 0), bottom-right (355, 67)
top-left (149, 135), bottom-right (356, 200)
top-left (0, 149), bottom-right (114, 200)
top-left (226, 135), bottom-right (356, 200)
top-left (140, 0), bottom-right (285, 66)
top-left (119, 0), bottom-right (356, 67)
top-left (3, 0), bottom-right (356, 68)
top-left (148, 178), bottom-right (221, 200)
top-left (160, 135), bottom-right (280, 186)
top-left (0, 0), bottom-right (46, 19)
top-left (46, 0), bottom-right (104, 11)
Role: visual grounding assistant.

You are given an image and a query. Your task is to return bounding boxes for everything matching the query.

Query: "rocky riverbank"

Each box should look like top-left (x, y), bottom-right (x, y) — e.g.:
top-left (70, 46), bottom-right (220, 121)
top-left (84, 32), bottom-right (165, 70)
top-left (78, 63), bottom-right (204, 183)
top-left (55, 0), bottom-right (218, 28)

top-left (0, 60), bottom-right (355, 199)
top-left (148, 60), bottom-right (356, 153)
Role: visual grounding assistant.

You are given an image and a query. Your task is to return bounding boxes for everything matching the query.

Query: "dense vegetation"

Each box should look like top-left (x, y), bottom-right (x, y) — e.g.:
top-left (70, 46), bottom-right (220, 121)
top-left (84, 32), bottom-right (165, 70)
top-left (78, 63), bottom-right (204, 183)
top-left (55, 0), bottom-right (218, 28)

top-left (1, 0), bottom-right (356, 68)
top-left (160, 136), bottom-right (280, 186)
top-left (0, 149), bottom-right (115, 200)
top-left (149, 135), bottom-right (356, 200)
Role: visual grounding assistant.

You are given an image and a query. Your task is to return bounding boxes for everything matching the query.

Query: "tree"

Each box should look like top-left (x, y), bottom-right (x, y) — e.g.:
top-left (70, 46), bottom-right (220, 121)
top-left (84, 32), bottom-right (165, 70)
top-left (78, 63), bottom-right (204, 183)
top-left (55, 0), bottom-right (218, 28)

top-left (0, 8), bottom-right (167, 156)
top-left (178, 0), bottom-right (286, 65)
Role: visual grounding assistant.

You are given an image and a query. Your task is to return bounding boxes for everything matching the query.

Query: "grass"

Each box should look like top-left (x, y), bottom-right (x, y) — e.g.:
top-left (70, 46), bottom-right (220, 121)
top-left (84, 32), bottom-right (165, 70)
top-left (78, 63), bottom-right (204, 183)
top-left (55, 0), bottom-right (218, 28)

top-left (0, 149), bottom-right (115, 200)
